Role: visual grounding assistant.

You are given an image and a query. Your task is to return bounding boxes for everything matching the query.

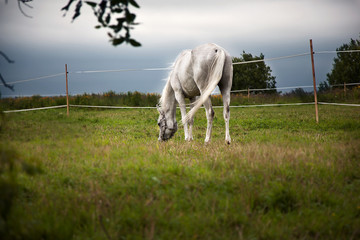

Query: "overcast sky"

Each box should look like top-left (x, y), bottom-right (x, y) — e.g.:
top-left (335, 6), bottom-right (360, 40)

top-left (1, 0), bottom-right (359, 97)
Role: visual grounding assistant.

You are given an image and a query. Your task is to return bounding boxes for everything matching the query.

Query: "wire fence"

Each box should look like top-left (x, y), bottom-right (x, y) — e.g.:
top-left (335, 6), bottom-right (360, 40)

top-left (3, 101), bottom-right (360, 114)
top-left (2, 49), bottom-right (360, 87)
top-left (1, 81), bottom-right (359, 97)
top-left (225, 82), bottom-right (360, 94)
top-left (1, 47), bottom-right (360, 114)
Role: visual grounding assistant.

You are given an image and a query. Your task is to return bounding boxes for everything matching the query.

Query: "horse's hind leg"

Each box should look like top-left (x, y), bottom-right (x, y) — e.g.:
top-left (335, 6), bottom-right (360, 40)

top-left (203, 97), bottom-right (214, 143)
top-left (188, 97), bottom-right (197, 141)
top-left (222, 91), bottom-right (231, 144)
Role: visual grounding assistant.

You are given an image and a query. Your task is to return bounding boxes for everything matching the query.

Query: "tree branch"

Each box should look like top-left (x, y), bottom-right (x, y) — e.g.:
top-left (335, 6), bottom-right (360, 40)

top-left (0, 51), bottom-right (15, 64)
top-left (0, 51), bottom-right (15, 91)
top-left (0, 74), bottom-right (14, 91)
top-left (17, 0), bottom-right (33, 18)
top-left (62, 0), bottom-right (141, 47)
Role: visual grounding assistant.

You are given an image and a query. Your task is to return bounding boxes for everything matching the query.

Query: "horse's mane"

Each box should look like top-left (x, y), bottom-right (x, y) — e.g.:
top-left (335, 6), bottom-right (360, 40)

top-left (158, 50), bottom-right (190, 109)
top-left (158, 79), bottom-right (172, 108)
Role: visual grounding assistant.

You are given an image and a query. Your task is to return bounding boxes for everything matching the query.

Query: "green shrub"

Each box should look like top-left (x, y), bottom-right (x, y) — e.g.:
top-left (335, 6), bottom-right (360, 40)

top-left (0, 145), bottom-right (43, 240)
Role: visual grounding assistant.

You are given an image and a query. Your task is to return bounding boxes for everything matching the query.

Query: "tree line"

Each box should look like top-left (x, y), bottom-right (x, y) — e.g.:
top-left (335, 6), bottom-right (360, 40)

top-left (231, 35), bottom-right (360, 93)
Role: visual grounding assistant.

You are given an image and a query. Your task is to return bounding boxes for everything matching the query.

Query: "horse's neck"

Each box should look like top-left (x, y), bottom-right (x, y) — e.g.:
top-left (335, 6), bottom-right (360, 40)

top-left (160, 81), bottom-right (177, 122)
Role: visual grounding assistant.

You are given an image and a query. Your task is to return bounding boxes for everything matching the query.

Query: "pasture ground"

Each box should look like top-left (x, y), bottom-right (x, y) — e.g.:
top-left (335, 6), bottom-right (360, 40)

top-left (1, 105), bottom-right (360, 239)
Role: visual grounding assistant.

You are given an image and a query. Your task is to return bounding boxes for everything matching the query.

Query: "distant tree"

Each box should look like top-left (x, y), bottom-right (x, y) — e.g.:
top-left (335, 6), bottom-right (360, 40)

top-left (62, 0), bottom-right (141, 47)
top-left (290, 88), bottom-right (311, 102)
top-left (318, 81), bottom-right (330, 93)
top-left (326, 35), bottom-right (360, 87)
top-left (232, 52), bottom-right (277, 94)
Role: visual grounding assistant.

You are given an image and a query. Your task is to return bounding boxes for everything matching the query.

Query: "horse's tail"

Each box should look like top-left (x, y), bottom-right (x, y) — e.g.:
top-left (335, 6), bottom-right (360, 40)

top-left (182, 48), bottom-right (226, 124)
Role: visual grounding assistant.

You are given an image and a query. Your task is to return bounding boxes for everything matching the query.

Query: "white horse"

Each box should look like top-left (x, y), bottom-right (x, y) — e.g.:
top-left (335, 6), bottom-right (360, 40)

top-left (157, 43), bottom-right (233, 144)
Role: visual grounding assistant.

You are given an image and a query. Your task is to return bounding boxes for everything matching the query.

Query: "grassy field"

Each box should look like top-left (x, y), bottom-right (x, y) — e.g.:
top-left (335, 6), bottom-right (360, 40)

top-left (1, 105), bottom-right (360, 239)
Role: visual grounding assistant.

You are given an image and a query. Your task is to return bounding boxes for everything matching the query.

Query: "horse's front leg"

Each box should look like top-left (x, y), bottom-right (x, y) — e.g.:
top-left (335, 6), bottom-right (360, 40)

top-left (203, 97), bottom-right (214, 143)
top-left (187, 97), bottom-right (197, 141)
top-left (174, 92), bottom-right (190, 141)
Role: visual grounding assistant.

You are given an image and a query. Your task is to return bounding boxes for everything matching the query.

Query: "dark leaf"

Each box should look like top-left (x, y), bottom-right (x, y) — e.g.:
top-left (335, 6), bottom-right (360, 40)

top-left (61, 0), bottom-right (76, 11)
top-left (105, 13), bottom-right (111, 24)
top-left (119, 0), bottom-right (128, 6)
top-left (124, 27), bottom-right (130, 39)
top-left (110, 0), bottom-right (121, 6)
top-left (112, 37), bottom-right (125, 46)
top-left (95, 25), bottom-right (102, 29)
top-left (109, 24), bottom-right (122, 33)
top-left (108, 32), bottom-right (113, 38)
top-left (72, 0), bottom-right (82, 21)
top-left (126, 13), bottom-right (136, 23)
top-left (99, 0), bottom-right (107, 12)
top-left (85, 1), bottom-right (97, 8)
top-left (112, 8), bottom-right (123, 13)
top-left (117, 17), bottom-right (126, 25)
top-left (128, 38), bottom-right (141, 47)
top-left (97, 0), bottom-right (107, 24)
top-left (97, 15), bottom-right (103, 25)
top-left (129, 0), bottom-right (140, 8)
top-left (124, 8), bottom-right (134, 22)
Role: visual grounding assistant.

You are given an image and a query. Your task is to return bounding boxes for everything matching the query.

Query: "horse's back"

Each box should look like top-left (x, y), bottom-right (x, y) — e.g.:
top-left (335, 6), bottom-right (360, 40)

top-left (191, 43), bottom-right (232, 91)
top-left (171, 43), bottom-right (232, 97)
top-left (191, 43), bottom-right (220, 72)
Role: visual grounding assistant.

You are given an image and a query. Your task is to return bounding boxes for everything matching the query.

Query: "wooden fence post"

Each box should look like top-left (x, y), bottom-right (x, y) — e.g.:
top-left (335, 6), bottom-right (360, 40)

top-left (310, 39), bottom-right (319, 123)
top-left (65, 64), bottom-right (69, 116)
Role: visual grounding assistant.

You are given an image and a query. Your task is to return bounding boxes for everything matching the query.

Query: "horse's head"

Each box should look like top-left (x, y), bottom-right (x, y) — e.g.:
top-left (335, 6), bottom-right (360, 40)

top-left (157, 105), bottom-right (177, 141)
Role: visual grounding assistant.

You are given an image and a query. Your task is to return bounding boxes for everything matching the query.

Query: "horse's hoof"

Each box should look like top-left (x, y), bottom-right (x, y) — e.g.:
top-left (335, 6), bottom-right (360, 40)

top-left (185, 137), bottom-right (193, 142)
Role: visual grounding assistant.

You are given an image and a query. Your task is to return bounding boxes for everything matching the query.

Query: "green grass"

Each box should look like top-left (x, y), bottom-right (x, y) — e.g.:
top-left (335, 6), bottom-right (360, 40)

top-left (1, 105), bottom-right (360, 239)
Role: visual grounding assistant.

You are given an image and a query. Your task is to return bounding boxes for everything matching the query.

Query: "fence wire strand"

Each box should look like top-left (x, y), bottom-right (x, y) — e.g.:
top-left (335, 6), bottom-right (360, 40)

top-left (3, 105), bottom-right (67, 113)
top-left (73, 67), bottom-right (173, 74)
top-left (315, 50), bottom-right (360, 54)
top-left (0, 73), bottom-right (65, 86)
top-left (232, 52), bottom-right (310, 65)
top-left (318, 102), bottom-right (360, 107)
